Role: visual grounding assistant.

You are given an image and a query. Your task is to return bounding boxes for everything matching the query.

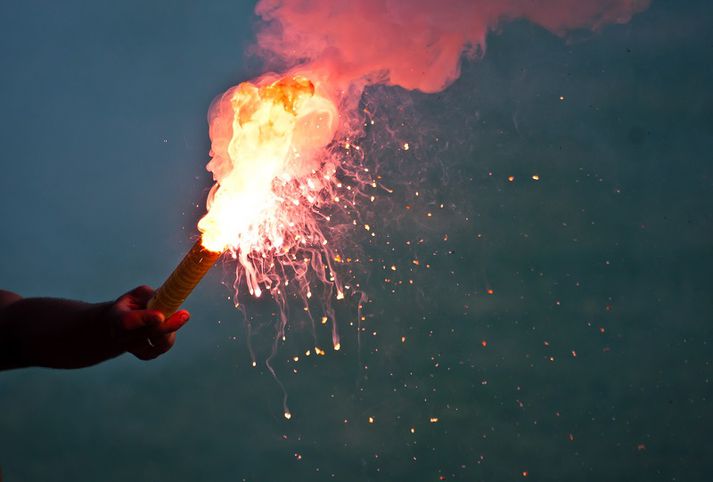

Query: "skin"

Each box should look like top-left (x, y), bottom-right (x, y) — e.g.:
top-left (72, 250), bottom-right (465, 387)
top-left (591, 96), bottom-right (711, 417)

top-left (0, 285), bottom-right (189, 370)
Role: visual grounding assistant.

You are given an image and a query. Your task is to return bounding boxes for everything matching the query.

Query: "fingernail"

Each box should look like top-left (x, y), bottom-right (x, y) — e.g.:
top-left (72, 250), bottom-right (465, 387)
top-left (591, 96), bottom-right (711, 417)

top-left (180, 313), bottom-right (189, 322)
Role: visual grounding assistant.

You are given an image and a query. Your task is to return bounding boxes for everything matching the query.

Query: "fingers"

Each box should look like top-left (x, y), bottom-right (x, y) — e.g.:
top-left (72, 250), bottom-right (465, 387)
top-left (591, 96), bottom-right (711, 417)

top-left (128, 310), bottom-right (186, 360)
top-left (109, 288), bottom-right (190, 362)
top-left (156, 310), bottom-right (190, 334)
top-left (119, 309), bottom-right (165, 333)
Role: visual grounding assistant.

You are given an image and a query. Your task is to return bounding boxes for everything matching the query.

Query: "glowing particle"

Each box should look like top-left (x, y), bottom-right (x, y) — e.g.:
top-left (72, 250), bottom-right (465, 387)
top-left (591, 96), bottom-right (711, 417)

top-left (429, 417), bottom-right (439, 423)
top-left (305, 350), bottom-right (311, 356)
top-left (368, 416), bottom-right (375, 424)
top-left (336, 291), bottom-right (345, 300)
top-left (284, 412), bottom-right (292, 420)
top-left (403, 142), bottom-right (410, 150)
top-left (364, 224), bottom-right (371, 231)
top-left (410, 427), bottom-right (416, 434)
top-left (481, 340), bottom-right (487, 347)
top-left (315, 347), bottom-right (326, 356)
top-left (251, 361), bottom-right (257, 367)
top-left (293, 356), bottom-right (299, 362)
top-left (391, 265), bottom-right (397, 271)
top-left (401, 336), bottom-right (406, 343)
top-left (487, 289), bottom-right (494, 295)
top-left (559, 95), bottom-right (565, 101)
top-left (571, 350), bottom-right (577, 358)
top-left (334, 343), bottom-right (341, 351)
top-left (508, 176), bottom-right (515, 182)
top-left (412, 259), bottom-right (420, 265)
top-left (532, 174), bottom-right (540, 181)
top-left (522, 471), bottom-right (528, 477)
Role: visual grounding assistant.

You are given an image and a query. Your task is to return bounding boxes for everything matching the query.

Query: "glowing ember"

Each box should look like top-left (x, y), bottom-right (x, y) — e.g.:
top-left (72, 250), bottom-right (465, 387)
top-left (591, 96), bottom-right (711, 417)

top-left (198, 75), bottom-right (344, 310)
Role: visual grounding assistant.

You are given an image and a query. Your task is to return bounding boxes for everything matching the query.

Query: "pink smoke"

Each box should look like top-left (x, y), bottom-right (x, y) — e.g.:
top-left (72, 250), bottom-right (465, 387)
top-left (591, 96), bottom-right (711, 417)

top-left (255, 0), bottom-right (649, 94)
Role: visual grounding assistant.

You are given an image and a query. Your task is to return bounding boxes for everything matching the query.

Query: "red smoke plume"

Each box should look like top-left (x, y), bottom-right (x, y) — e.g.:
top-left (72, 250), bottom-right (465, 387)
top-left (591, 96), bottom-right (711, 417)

top-left (255, 0), bottom-right (650, 94)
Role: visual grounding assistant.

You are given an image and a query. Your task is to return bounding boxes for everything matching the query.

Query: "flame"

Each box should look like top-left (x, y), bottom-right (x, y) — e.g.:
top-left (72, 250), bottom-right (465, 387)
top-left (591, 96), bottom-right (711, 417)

top-left (197, 75), bottom-right (341, 302)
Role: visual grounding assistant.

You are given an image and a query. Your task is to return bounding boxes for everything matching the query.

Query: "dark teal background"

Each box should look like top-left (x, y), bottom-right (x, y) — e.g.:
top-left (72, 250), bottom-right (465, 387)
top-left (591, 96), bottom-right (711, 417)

top-left (1, 1), bottom-right (711, 481)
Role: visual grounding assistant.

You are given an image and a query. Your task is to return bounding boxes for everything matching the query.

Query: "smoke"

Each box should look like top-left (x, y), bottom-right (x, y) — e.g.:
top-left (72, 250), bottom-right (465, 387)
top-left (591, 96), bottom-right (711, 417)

top-left (255, 0), bottom-right (649, 94)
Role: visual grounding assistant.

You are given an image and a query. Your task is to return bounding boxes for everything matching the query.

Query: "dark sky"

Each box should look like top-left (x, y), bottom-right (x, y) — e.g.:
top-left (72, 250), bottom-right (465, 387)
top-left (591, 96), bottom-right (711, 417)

top-left (1, 1), bottom-right (712, 481)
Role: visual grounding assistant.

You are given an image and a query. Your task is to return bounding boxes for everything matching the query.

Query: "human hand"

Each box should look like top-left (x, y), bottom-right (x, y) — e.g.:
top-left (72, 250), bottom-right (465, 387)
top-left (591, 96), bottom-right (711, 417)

top-left (108, 285), bottom-right (190, 361)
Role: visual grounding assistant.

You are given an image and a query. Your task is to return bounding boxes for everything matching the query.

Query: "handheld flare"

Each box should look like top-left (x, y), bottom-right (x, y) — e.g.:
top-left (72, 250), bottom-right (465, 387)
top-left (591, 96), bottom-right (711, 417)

top-left (147, 239), bottom-right (222, 317)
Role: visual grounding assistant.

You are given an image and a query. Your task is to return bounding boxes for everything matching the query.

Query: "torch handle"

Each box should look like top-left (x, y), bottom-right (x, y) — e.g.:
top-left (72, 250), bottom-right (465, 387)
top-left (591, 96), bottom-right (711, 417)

top-left (147, 240), bottom-right (222, 318)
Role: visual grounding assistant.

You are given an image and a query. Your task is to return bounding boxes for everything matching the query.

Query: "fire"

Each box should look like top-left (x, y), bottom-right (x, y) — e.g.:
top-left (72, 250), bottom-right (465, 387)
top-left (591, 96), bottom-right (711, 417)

top-left (197, 74), bottom-right (344, 308)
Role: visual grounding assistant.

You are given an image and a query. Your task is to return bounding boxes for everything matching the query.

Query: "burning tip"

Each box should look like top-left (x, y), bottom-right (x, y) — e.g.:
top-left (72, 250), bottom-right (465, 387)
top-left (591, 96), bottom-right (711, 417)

top-left (251, 361), bottom-right (257, 367)
top-left (334, 343), bottom-right (341, 351)
top-left (336, 291), bottom-right (345, 300)
top-left (284, 412), bottom-right (292, 420)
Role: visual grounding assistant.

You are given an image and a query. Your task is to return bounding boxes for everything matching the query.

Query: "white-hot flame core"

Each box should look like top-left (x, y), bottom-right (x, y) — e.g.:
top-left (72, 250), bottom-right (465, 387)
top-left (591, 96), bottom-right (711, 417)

top-left (198, 76), bottom-right (340, 300)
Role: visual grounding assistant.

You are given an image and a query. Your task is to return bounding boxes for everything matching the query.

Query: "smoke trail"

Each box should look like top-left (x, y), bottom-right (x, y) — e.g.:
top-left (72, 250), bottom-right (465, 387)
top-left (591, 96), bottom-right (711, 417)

top-left (255, 0), bottom-right (649, 94)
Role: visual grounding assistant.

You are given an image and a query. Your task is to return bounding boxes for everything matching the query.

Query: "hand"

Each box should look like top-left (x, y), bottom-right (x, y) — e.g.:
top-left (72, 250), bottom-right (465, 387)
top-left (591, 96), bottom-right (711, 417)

top-left (108, 285), bottom-right (190, 361)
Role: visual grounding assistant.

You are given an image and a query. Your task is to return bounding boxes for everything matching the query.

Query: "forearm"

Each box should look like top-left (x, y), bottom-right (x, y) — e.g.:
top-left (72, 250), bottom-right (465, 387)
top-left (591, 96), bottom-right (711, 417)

top-left (0, 297), bottom-right (121, 370)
